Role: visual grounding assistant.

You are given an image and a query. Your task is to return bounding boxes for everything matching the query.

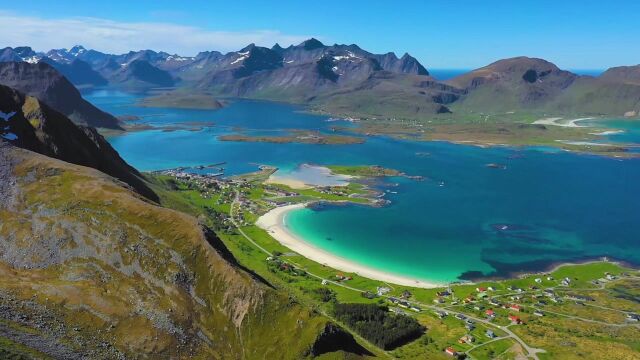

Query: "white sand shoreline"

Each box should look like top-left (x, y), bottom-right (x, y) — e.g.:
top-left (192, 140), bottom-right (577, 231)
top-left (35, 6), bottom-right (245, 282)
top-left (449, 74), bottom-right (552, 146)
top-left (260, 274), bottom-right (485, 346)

top-left (533, 117), bottom-right (594, 128)
top-left (256, 203), bottom-right (442, 288)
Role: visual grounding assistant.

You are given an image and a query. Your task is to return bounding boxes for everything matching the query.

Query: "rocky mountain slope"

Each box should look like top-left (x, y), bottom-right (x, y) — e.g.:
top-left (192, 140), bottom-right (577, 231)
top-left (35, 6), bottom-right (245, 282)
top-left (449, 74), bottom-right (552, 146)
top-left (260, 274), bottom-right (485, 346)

top-left (0, 62), bottom-right (120, 128)
top-left (0, 141), bottom-right (370, 358)
top-left (0, 84), bottom-right (155, 200)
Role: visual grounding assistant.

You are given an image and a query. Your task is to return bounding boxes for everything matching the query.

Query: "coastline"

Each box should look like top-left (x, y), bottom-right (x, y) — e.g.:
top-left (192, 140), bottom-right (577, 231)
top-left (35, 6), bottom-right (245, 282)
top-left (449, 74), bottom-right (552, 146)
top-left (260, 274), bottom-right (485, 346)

top-left (256, 203), bottom-right (442, 288)
top-left (533, 117), bottom-right (593, 127)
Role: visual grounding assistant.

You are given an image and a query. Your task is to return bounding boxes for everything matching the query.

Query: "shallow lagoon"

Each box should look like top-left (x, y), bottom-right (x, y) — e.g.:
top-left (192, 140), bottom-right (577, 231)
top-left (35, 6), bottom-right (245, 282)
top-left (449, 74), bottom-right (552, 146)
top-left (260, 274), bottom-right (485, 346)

top-left (88, 90), bottom-right (640, 283)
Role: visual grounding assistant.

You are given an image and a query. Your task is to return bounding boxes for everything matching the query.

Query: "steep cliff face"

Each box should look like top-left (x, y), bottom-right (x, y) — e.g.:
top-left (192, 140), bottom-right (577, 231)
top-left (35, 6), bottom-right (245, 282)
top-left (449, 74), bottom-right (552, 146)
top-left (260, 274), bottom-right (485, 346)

top-left (0, 146), bottom-right (368, 359)
top-left (0, 84), bottom-right (156, 201)
top-left (0, 62), bottom-right (120, 129)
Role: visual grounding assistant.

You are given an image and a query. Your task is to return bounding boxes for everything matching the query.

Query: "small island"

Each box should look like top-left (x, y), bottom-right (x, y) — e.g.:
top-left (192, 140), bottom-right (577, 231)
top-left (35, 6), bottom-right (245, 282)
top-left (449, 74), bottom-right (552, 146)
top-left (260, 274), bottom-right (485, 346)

top-left (138, 91), bottom-right (225, 110)
top-left (219, 130), bottom-right (365, 145)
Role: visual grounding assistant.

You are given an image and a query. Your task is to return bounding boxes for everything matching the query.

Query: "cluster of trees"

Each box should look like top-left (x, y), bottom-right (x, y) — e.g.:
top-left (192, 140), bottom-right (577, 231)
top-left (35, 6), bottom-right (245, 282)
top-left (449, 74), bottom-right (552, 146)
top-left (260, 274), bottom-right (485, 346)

top-left (333, 303), bottom-right (425, 350)
top-left (313, 287), bottom-right (337, 303)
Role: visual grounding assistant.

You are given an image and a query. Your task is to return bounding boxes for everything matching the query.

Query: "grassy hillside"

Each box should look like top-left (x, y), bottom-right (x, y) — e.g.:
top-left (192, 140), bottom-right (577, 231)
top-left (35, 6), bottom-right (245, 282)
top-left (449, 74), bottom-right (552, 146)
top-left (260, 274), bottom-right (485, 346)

top-left (0, 145), bottom-right (372, 359)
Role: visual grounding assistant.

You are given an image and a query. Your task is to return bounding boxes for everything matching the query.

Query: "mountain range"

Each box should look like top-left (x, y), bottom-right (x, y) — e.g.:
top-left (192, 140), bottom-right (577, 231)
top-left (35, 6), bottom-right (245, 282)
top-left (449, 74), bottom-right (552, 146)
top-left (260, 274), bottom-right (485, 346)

top-left (1, 39), bottom-right (639, 123)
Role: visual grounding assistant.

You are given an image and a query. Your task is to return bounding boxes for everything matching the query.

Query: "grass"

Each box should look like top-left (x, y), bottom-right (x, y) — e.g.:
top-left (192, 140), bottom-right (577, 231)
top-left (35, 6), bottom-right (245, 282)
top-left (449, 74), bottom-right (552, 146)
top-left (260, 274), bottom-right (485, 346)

top-left (0, 335), bottom-right (52, 360)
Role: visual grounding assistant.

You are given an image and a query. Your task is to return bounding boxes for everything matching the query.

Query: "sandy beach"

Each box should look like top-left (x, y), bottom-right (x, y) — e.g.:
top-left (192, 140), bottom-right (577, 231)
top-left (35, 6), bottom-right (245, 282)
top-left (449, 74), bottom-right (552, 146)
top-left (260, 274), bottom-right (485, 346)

top-left (533, 117), bottom-right (593, 127)
top-left (256, 204), bottom-right (442, 288)
top-left (265, 164), bottom-right (353, 189)
top-left (264, 176), bottom-right (312, 189)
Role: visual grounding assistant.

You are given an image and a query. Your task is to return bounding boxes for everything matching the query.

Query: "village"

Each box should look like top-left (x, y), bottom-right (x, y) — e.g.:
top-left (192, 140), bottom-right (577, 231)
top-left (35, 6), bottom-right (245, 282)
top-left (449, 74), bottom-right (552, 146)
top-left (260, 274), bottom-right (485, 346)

top-left (152, 168), bottom-right (640, 360)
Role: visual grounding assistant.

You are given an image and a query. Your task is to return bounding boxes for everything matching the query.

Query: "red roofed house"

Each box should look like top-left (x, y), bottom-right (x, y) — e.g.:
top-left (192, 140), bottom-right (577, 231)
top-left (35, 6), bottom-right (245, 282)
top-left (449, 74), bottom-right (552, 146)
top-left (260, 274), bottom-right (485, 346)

top-left (445, 347), bottom-right (457, 356)
top-left (509, 304), bottom-right (521, 312)
top-left (476, 287), bottom-right (487, 292)
top-left (485, 309), bottom-right (495, 317)
top-left (509, 315), bottom-right (522, 324)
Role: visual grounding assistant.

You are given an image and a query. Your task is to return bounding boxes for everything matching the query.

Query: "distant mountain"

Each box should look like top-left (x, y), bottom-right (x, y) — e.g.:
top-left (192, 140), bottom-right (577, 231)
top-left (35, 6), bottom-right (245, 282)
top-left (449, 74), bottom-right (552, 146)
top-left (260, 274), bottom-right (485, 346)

top-left (599, 65), bottom-right (640, 85)
top-left (40, 57), bottom-right (108, 87)
top-left (193, 39), bottom-right (433, 107)
top-left (0, 62), bottom-right (121, 128)
top-left (446, 57), bottom-right (640, 117)
top-left (108, 59), bottom-right (176, 88)
top-left (0, 83), bottom-right (155, 200)
top-left (447, 57), bottom-right (578, 112)
top-left (0, 46), bottom-right (41, 63)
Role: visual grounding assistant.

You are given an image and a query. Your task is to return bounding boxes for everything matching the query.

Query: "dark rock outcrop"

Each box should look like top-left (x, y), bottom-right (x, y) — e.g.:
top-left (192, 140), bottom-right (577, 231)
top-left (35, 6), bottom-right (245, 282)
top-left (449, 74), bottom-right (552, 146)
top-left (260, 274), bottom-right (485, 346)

top-left (0, 84), bottom-right (156, 201)
top-left (0, 62), bottom-right (120, 129)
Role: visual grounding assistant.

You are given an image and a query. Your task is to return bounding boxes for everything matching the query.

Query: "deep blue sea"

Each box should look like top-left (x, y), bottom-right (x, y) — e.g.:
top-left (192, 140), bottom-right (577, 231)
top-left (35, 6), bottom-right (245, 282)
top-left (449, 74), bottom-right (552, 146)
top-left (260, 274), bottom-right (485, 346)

top-left (87, 89), bottom-right (640, 284)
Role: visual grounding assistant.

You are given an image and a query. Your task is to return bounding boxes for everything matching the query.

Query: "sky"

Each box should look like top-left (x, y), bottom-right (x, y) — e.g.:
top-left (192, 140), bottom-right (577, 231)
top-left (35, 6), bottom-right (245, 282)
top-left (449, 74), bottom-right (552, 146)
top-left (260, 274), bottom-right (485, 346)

top-left (1, 0), bottom-right (639, 70)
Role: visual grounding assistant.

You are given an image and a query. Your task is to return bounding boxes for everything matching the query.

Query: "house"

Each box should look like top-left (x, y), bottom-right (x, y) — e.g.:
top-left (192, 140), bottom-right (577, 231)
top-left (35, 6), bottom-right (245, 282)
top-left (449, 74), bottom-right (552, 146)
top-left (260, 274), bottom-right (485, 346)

top-left (627, 314), bottom-right (640, 322)
top-left (437, 290), bottom-right (451, 297)
top-left (455, 314), bottom-right (466, 320)
top-left (485, 309), bottom-right (496, 318)
top-left (459, 335), bottom-right (475, 344)
top-left (473, 305), bottom-right (484, 311)
top-left (433, 298), bottom-right (445, 304)
top-left (606, 274), bottom-right (616, 281)
top-left (486, 330), bottom-right (496, 338)
top-left (465, 323), bottom-right (476, 331)
top-left (410, 305), bottom-right (422, 312)
top-left (534, 278), bottom-right (542, 283)
top-left (476, 287), bottom-right (487, 292)
top-left (477, 292), bottom-right (488, 298)
top-left (390, 307), bottom-right (409, 316)
top-left (509, 304), bottom-right (522, 312)
top-left (509, 315), bottom-right (522, 324)
top-left (321, 279), bottom-right (328, 285)
top-left (487, 286), bottom-right (495, 291)
top-left (445, 347), bottom-right (457, 356)
top-left (464, 296), bottom-right (475, 303)
top-left (398, 301), bottom-right (410, 308)
top-left (388, 297), bottom-right (400, 304)
top-left (533, 310), bottom-right (544, 317)
top-left (547, 276), bottom-right (554, 281)
top-left (402, 290), bottom-right (412, 299)
top-left (376, 286), bottom-right (391, 296)
top-left (435, 311), bottom-right (448, 319)
top-left (489, 298), bottom-right (501, 306)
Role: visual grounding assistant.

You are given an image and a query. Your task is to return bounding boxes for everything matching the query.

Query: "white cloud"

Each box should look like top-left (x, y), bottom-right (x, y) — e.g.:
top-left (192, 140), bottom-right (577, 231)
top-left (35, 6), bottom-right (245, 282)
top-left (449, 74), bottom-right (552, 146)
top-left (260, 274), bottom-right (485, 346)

top-left (0, 11), bottom-right (315, 55)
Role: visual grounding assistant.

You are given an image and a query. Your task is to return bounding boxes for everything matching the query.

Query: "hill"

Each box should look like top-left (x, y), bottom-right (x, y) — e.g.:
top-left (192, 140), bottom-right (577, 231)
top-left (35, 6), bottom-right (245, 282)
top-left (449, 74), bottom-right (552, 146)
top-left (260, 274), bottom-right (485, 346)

top-left (447, 56), bottom-right (578, 112)
top-left (0, 83), bottom-right (155, 200)
top-left (0, 62), bottom-right (120, 129)
top-left (0, 142), bottom-right (371, 358)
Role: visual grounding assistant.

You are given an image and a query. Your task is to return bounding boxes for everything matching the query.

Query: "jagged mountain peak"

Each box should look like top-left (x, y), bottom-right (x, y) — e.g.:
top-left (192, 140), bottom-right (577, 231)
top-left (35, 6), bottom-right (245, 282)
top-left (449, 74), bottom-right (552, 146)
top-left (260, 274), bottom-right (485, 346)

top-left (299, 38), bottom-right (325, 50)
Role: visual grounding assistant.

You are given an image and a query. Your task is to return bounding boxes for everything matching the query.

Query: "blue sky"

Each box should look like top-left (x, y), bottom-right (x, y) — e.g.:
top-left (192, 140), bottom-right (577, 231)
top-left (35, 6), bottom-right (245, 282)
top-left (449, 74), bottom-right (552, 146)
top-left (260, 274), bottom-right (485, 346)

top-left (1, 0), bottom-right (639, 69)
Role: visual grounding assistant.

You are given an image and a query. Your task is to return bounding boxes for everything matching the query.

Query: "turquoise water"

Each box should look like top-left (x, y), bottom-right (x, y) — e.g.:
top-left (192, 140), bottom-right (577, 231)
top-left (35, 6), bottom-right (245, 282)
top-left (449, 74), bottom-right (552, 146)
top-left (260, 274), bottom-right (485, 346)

top-left (87, 90), bottom-right (640, 284)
